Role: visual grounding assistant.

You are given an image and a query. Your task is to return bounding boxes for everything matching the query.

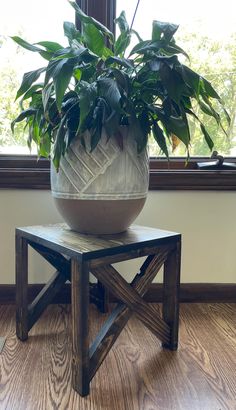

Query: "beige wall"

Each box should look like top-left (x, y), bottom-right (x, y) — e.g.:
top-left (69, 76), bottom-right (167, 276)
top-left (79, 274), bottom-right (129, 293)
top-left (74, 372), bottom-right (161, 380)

top-left (0, 189), bottom-right (236, 284)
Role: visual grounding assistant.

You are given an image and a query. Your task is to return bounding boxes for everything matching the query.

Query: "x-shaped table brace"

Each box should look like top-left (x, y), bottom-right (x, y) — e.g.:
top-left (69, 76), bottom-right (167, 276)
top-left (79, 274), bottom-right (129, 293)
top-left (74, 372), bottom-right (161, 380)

top-left (16, 237), bottom-right (180, 397)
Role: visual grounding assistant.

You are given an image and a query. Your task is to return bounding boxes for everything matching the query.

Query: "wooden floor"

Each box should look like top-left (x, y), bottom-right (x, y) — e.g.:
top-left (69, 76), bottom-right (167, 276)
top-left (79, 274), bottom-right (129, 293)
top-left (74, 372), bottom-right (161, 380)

top-left (0, 303), bottom-right (235, 410)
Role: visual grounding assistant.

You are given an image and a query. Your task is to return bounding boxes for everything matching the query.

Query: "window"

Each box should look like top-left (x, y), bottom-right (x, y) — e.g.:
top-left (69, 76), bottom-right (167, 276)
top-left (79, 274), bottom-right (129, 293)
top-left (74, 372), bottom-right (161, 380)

top-left (0, 0), bottom-right (74, 155)
top-left (1, 0), bottom-right (236, 190)
top-left (116, 0), bottom-right (236, 158)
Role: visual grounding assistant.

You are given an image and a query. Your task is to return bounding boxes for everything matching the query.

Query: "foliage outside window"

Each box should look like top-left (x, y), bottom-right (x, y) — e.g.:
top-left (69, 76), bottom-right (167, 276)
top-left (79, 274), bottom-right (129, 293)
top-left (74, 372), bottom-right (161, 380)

top-left (117, 0), bottom-right (236, 158)
top-left (0, 0), bottom-right (74, 154)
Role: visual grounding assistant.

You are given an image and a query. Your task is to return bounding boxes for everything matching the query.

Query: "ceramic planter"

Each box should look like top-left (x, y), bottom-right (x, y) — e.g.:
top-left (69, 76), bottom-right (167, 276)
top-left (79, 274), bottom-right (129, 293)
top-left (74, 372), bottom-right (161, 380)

top-left (51, 130), bottom-right (149, 234)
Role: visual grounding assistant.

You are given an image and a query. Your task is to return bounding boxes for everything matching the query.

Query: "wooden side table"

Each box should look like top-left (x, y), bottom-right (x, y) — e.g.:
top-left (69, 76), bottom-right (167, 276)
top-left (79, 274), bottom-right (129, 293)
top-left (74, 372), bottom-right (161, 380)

top-left (15, 224), bottom-right (181, 397)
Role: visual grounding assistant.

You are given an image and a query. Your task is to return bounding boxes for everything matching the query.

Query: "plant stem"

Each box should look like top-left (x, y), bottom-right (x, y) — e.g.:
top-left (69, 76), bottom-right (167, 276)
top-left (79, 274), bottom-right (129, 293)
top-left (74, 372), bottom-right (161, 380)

top-left (130, 0), bottom-right (141, 30)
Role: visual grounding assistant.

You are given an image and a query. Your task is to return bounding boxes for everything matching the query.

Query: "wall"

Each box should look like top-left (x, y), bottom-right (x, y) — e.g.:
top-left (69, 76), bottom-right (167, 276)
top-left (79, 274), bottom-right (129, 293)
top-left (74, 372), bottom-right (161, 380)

top-left (0, 190), bottom-right (236, 284)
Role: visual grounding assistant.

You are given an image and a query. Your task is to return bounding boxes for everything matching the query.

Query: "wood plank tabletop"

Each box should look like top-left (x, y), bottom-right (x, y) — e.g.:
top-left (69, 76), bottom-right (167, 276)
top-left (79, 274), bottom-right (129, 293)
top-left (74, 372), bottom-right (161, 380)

top-left (16, 223), bottom-right (180, 260)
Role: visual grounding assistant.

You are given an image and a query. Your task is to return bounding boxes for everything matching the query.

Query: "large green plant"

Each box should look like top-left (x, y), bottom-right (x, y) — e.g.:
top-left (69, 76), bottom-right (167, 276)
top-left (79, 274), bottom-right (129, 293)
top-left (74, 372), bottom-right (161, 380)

top-left (11, 1), bottom-right (229, 169)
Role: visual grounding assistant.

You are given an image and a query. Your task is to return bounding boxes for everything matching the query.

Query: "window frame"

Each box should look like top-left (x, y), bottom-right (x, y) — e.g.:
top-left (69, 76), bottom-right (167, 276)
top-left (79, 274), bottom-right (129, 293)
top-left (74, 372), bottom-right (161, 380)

top-left (0, 0), bottom-right (236, 191)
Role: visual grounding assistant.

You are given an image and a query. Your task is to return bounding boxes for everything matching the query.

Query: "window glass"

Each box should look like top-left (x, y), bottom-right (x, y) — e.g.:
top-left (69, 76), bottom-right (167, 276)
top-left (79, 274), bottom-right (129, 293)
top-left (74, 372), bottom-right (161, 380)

top-left (116, 0), bottom-right (236, 157)
top-left (0, 0), bottom-right (74, 154)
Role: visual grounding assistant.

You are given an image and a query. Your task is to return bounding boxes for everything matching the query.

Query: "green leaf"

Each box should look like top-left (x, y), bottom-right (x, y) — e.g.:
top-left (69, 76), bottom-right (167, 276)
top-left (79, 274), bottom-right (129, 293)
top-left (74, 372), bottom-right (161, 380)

top-left (152, 21), bottom-right (178, 42)
top-left (11, 108), bottom-right (36, 132)
top-left (115, 11), bottom-right (129, 33)
top-left (129, 40), bottom-right (165, 56)
top-left (11, 36), bottom-right (43, 52)
top-left (106, 56), bottom-right (134, 69)
top-left (152, 21), bottom-right (162, 41)
top-left (11, 36), bottom-right (52, 60)
top-left (200, 124), bottom-right (214, 151)
top-left (179, 65), bottom-right (200, 96)
top-left (130, 29), bottom-right (143, 43)
top-left (163, 43), bottom-right (189, 60)
top-left (102, 47), bottom-right (114, 58)
top-left (164, 114), bottom-right (190, 147)
top-left (53, 114), bottom-right (68, 170)
top-left (222, 107), bottom-right (231, 126)
top-left (39, 132), bottom-right (51, 157)
top-left (149, 55), bottom-right (178, 72)
top-left (89, 99), bottom-right (106, 151)
top-left (83, 23), bottom-right (105, 56)
top-left (152, 122), bottom-right (169, 157)
top-left (53, 131), bottom-right (66, 170)
top-left (199, 99), bottom-right (220, 123)
top-left (74, 68), bottom-right (82, 81)
top-left (109, 68), bottom-right (130, 93)
top-left (20, 83), bottom-right (43, 102)
top-left (200, 77), bottom-right (221, 100)
top-left (98, 78), bottom-right (121, 112)
top-left (78, 81), bottom-right (97, 131)
top-left (90, 127), bottom-right (102, 152)
top-left (103, 109), bottom-right (120, 139)
top-left (42, 82), bottom-right (54, 112)
top-left (53, 62), bottom-right (74, 110)
top-left (115, 32), bottom-right (131, 56)
top-left (37, 41), bottom-right (63, 52)
top-left (16, 67), bottom-right (46, 100)
top-left (63, 21), bottom-right (81, 44)
top-left (159, 63), bottom-right (189, 104)
top-left (79, 64), bottom-right (96, 82)
top-left (45, 58), bottom-right (68, 86)
top-left (69, 1), bottom-right (114, 42)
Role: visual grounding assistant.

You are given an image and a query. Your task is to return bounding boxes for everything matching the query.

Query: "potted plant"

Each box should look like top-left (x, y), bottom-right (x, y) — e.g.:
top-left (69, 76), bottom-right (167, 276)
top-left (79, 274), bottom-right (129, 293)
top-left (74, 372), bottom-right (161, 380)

top-left (11, 1), bottom-right (229, 233)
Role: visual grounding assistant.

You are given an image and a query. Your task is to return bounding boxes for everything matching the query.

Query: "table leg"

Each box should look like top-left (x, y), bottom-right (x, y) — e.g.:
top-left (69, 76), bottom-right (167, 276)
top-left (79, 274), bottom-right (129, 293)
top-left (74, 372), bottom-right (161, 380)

top-left (71, 259), bottom-right (90, 397)
top-left (15, 235), bottom-right (28, 341)
top-left (97, 280), bottom-right (109, 313)
top-left (162, 240), bottom-right (181, 350)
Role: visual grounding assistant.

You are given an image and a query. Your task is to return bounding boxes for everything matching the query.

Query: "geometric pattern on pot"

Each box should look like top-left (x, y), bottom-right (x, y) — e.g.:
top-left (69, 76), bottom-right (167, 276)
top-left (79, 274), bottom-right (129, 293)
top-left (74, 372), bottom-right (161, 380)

top-left (51, 131), bottom-right (149, 200)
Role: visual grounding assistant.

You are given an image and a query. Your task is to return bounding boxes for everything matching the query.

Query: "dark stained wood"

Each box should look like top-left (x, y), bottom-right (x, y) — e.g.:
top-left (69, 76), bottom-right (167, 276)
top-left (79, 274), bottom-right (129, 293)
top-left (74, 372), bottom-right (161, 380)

top-left (96, 281), bottom-right (109, 313)
top-left (15, 235), bottom-right (28, 341)
top-left (149, 157), bottom-right (236, 190)
top-left (89, 244), bottom-right (171, 268)
top-left (162, 241), bottom-right (181, 350)
top-left (0, 155), bottom-right (50, 189)
top-left (1, 283), bottom-right (236, 305)
top-left (1, 154), bottom-right (236, 190)
top-left (28, 270), bottom-right (68, 331)
top-left (16, 224), bottom-right (180, 261)
top-left (89, 252), bottom-right (169, 380)
top-left (71, 259), bottom-right (90, 396)
top-left (28, 241), bottom-right (70, 279)
top-left (149, 168), bottom-right (236, 190)
top-left (15, 223), bottom-right (181, 396)
top-left (91, 264), bottom-right (170, 344)
top-left (150, 157), bottom-right (236, 169)
top-left (0, 304), bottom-right (235, 409)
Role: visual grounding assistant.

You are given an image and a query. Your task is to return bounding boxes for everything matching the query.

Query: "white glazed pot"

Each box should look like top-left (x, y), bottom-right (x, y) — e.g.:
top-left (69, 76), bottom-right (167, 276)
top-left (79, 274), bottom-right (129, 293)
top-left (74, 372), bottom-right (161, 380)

top-left (51, 130), bottom-right (149, 234)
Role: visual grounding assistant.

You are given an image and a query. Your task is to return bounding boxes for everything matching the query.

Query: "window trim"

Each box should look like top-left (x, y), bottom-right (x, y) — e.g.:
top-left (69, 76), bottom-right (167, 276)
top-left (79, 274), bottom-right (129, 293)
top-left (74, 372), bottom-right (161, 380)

top-left (1, 155), bottom-right (236, 190)
top-left (1, 0), bottom-right (236, 191)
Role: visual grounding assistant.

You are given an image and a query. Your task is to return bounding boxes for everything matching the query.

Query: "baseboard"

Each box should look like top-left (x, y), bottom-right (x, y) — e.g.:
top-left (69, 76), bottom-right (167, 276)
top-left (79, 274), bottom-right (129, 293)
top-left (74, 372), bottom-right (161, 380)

top-left (0, 283), bottom-right (235, 305)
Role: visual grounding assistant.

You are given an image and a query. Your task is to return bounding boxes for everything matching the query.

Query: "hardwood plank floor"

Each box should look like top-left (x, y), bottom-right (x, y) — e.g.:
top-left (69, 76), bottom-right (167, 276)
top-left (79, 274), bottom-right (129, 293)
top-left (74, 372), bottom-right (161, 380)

top-left (0, 303), bottom-right (235, 410)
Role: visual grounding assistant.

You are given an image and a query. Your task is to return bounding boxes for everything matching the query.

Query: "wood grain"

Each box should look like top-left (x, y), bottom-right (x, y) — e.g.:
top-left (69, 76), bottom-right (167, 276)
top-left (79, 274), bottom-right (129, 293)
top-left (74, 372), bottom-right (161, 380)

top-left (15, 236), bottom-right (28, 341)
top-left (91, 263), bottom-right (170, 343)
top-left (0, 303), bottom-right (235, 409)
top-left (71, 259), bottom-right (90, 396)
top-left (16, 224), bottom-right (180, 261)
top-left (89, 252), bottom-right (169, 380)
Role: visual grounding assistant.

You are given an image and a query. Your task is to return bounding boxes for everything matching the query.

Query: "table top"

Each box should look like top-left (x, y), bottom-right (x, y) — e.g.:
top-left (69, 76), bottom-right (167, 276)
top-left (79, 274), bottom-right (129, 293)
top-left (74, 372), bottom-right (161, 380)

top-left (16, 223), bottom-right (181, 261)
